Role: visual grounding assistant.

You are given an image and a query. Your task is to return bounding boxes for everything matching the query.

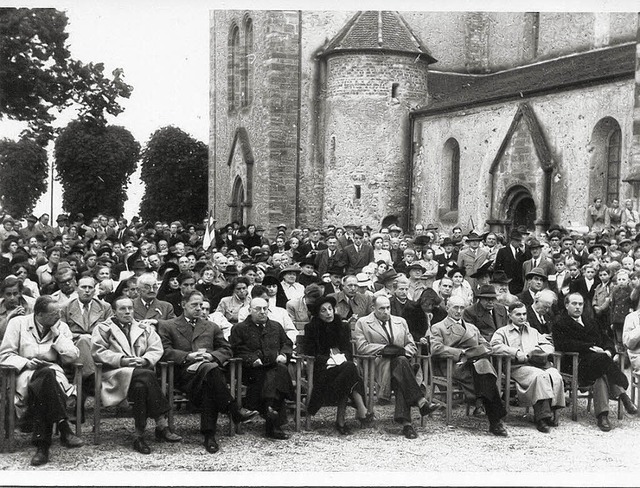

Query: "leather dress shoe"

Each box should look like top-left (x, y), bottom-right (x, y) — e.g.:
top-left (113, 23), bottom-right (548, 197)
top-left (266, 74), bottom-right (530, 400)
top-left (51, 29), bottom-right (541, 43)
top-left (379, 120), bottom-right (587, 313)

top-left (489, 422), bottom-right (508, 437)
top-left (402, 424), bottom-right (418, 439)
top-left (545, 416), bottom-right (559, 428)
top-left (597, 414), bottom-right (611, 432)
top-left (535, 420), bottom-right (550, 433)
top-left (155, 427), bottom-right (182, 443)
top-left (266, 428), bottom-right (290, 440)
top-left (473, 405), bottom-right (486, 417)
top-left (133, 437), bottom-right (151, 454)
top-left (61, 432), bottom-right (84, 448)
top-left (31, 446), bottom-right (49, 467)
top-left (335, 422), bottom-right (352, 435)
top-left (620, 394), bottom-right (638, 415)
top-left (204, 436), bottom-right (220, 454)
top-left (419, 401), bottom-right (443, 417)
top-left (232, 407), bottom-right (259, 424)
top-left (358, 412), bottom-right (375, 428)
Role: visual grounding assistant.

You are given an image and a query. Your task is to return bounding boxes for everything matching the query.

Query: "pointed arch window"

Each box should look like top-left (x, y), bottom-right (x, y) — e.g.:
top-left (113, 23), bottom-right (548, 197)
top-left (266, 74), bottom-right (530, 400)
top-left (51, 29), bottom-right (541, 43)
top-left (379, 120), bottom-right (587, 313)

top-left (447, 139), bottom-right (460, 210)
top-left (228, 24), bottom-right (241, 111)
top-left (242, 17), bottom-right (254, 107)
top-left (606, 127), bottom-right (621, 204)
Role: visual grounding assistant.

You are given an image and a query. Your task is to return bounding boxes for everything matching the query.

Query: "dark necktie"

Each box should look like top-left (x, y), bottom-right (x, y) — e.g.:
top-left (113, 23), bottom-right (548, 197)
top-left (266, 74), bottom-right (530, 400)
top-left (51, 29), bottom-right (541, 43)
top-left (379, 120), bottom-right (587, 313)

top-left (381, 321), bottom-right (394, 343)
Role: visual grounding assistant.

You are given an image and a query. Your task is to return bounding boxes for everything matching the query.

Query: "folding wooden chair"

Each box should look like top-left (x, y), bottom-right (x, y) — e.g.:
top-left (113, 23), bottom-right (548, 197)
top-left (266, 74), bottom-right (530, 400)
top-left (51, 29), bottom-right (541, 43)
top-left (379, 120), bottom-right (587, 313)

top-left (1, 363), bottom-right (83, 451)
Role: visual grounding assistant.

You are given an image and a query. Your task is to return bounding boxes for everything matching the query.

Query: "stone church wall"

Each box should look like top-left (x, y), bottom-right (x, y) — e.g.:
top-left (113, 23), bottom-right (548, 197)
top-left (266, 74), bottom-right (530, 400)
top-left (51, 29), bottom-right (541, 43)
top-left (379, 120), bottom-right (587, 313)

top-left (413, 80), bottom-right (634, 233)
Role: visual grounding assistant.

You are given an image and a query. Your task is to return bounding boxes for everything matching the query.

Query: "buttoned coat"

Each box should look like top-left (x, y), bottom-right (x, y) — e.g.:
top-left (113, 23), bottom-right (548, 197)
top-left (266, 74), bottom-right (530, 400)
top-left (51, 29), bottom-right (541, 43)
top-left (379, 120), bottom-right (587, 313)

top-left (0, 314), bottom-right (79, 417)
top-left (457, 247), bottom-right (489, 289)
top-left (526, 304), bottom-right (553, 335)
top-left (623, 311), bottom-right (640, 373)
top-left (462, 302), bottom-right (508, 341)
top-left (133, 297), bottom-right (175, 322)
top-left (343, 243), bottom-right (374, 275)
top-left (63, 297), bottom-right (113, 339)
top-left (494, 245), bottom-right (530, 294)
top-left (158, 315), bottom-right (232, 367)
top-left (429, 316), bottom-right (497, 400)
top-left (491, 323), bottom-right (565, 408)
top-left (91, 317), bottom-right (163, 407)
top-left (230, 316), bottom-right (293, 367)
top-left (314, 248), bottom-right (346, 276)
top-left (329, 291), bottom-right (372, 323)
top-left (522, 257), bottom-right (555, 281)
top-left (353, 312), bottom-right (417, 401)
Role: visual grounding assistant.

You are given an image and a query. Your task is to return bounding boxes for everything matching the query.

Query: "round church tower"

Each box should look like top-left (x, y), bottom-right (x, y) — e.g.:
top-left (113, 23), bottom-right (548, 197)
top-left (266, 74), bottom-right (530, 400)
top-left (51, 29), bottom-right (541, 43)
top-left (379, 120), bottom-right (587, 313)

top-left (318, 11), bottom-right (436, 231)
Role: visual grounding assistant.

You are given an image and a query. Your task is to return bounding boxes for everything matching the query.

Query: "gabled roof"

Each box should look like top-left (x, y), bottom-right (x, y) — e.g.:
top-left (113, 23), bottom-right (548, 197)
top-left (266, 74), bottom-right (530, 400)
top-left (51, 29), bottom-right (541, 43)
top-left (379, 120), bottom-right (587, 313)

top-left (319, 11), bottom-right (437, 63)
top-left (414, 42), bottom-right (635, 116)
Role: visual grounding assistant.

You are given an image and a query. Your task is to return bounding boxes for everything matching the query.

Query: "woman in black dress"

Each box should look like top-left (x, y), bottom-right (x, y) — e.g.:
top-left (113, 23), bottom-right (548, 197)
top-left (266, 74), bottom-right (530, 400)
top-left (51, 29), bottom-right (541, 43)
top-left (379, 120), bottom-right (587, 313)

top-left (302, 296), bottom-right (373, 434)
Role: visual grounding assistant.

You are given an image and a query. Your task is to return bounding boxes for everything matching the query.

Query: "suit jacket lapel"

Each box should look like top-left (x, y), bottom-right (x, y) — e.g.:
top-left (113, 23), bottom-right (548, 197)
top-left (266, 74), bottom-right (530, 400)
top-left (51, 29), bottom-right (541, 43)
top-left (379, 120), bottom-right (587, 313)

top-left (130, 322), bottom-right (145, 352)
top-left (69, 301), bottom-right (85, 329)
top-left (192, 320), bottom-right (207, 342)
top-left (176, 317), bottom-right (193, 343)
top-left (110, 321), bottom-right (133, 356)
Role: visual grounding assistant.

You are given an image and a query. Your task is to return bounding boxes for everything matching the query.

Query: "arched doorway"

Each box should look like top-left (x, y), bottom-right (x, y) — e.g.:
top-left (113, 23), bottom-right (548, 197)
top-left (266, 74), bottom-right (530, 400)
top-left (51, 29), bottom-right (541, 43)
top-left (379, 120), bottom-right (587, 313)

top-left (504, 185), bottom-right (536, 233)
top-left (231, 177), bottom-right (245, 225)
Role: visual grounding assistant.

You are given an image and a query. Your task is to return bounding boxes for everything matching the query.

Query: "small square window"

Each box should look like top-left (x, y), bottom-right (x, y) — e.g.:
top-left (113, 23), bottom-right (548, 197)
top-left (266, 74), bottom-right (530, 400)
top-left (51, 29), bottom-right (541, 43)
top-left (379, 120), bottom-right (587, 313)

top-left (354, 185), bottom-right (361, 199)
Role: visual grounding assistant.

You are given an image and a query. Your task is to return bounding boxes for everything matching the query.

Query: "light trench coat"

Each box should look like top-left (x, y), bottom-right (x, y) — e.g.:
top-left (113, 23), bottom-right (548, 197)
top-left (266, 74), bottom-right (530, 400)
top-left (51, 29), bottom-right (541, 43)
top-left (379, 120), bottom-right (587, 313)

top-left (0, 315), bottom-right (79, 418)
top-left (623, 311), bottom-right (640, 373)
top-left (354, 312), bottom-right (417, 401)
top-left (91, 318), bottom-right (164, 407)
top-left (491, 322), bottom-right (565, 408)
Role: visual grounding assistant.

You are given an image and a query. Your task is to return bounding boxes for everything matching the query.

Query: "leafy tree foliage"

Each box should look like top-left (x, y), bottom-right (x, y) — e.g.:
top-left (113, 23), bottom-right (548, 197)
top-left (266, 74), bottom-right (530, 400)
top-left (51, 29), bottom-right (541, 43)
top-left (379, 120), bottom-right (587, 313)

top-left (55, 120), bottom-right (139, 218)
top-left (140, 127), bottom-right (208, 224)
top-left (0, 8), bottom-right (132, 144)
top-left (0, 138), bottom-right (48, 217)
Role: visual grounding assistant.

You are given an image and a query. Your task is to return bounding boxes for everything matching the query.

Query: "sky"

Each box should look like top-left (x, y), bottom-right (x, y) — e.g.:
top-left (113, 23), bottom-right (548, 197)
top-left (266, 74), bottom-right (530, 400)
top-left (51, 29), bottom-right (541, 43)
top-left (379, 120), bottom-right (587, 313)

top-left (0, 0), bottom-right (636, 221)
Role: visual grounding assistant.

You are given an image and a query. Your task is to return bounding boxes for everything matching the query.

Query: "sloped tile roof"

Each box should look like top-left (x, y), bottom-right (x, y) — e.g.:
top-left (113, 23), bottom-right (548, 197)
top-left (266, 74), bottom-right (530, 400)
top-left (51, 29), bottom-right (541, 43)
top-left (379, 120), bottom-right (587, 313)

top-left (319, 11), bottom-right (437, 63)
top-left (414, 42), bottom-right (635, 115)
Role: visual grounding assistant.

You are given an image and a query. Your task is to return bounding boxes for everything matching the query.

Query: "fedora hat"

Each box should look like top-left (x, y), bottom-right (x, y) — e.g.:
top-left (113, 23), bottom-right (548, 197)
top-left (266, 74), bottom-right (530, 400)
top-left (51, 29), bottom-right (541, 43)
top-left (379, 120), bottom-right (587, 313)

top-left (491, 270), bottom-right (512, 284)
top-left (476, 284), bottom-right (497, 298)
top-left (509, 229), bottom-right (523, 241)
top-left (525, 267), bottom-right (548, 280)
top-left (527, 238), bottom-right (543, 249)
top-left (377, 269), bottom-right (399, 284)
top-left (470, 260), bottom-right (493, 278)
top-left (441, 237), bottom-right (454, 247)
top-left (466, 230), bottom-right (484, 241)
top-left (407, 263), bottom-right (426, 272)
top-left (222, 264), bottom-right (239, 276)
top-left (279, 265), bottom-right (301, 280)
top-left (413, 235), bottom-right (431, 247)
top-left (356, 272), bottom-right (372, 287)
top-left (589, 243), bottom-right (607, 254)
top-left (327, 265), bottom-right (344, 276)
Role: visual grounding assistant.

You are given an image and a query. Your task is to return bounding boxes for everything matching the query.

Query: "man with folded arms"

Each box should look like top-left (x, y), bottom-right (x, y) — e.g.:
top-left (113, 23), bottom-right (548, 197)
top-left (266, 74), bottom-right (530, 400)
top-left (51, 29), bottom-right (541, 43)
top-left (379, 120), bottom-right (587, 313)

top-left (0, 296), bottom-right (83, 466)
top-left (491, 301), bottom-right (565, 433)
top-left (429, 296), bottom-right (508, 436)
top-left (354, 295), bottom-right (441, 439)
top-left (159, 290), bottom-right (258, 453)
top-left (92, 296), bottom-right (181, 454)
top-left (230, 297), bottom-right (294, 440)
top-left (553, 292), bottom-right (637, 431)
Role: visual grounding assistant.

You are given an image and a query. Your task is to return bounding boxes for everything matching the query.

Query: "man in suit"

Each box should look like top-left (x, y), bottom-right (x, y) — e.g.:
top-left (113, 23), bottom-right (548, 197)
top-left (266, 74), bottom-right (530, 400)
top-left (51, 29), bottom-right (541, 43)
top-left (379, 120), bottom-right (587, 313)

top-left (553, 292), bottom-right (637, 431)
top-left (354, 295), bottom-right (440, 439)
top-left (230, 297), bottom-right (294, 440)
top-left (429, 296), bottom-right (508, 436)
top-left (92, 296), bottom-right (181, 454)
top-left (462, 285), bottom-right (508, 341)
top-left (322, 265), bottom-right (343, 296)
top-left (62, 276), bottom-right (112, 418)
top-left (435, 237), bottom-right (459, 279)
top-left (457, 230), bottom-right (489, 291)
top-left (344, 229), bottom-right (374, 275)
top-left (158, 290), bottom-right (258, 453)
top-left (526, 289), bottom-right (556, 338)
top-left (330, 275), bottom-right (372, 330)
top-left (522, 238), bottom-right (554, 282)
top-left (0, 276), bottom-right (36, 341)
top-left (50, 267), bottom-right (78, 308)
top-left (298, 228), bottom-right (328, 259)
top-left (133, 273), bottom-right (176, 326)
top-left (0, 296), bottom-right (83, 466)
top-left (494, 229), bottom-right (530, 295)
top-left (315, 235), bottom-right (346, 277)
top-left (518, 267), bottom-right (548, 307)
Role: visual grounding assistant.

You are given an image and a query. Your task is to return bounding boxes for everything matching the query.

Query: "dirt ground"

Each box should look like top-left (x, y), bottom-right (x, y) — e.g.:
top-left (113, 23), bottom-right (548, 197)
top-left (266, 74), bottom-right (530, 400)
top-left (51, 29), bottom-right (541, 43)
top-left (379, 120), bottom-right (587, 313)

top-left (1, 396), bottom-right (639, 485)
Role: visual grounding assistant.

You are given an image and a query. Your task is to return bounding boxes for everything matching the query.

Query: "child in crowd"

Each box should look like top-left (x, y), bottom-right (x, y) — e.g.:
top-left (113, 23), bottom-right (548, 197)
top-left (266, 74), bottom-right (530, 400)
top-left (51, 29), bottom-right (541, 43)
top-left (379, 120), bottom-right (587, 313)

top-left (610, 269), bottom-right (634, 355)
top-left (592, 267), bottom-right (612, 337)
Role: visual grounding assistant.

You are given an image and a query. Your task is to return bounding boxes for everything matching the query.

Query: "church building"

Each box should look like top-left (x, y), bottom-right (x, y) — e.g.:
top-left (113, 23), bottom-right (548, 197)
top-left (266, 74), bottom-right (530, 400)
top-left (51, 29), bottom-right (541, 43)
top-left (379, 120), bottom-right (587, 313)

top-left (209, 10), bottom-right (639, 235)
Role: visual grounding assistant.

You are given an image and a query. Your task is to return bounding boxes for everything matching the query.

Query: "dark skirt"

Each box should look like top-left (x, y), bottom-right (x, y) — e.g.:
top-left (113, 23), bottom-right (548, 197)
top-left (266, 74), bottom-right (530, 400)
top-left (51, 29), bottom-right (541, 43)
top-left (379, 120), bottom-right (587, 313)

top-left (307, 361), bottom-right (365, 416)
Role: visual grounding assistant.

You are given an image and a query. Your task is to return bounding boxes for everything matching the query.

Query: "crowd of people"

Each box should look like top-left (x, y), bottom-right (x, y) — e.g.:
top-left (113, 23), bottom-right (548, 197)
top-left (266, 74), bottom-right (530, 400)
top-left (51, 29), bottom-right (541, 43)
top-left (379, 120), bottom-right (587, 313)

top-left (1, 206), bottom-right (640, 466)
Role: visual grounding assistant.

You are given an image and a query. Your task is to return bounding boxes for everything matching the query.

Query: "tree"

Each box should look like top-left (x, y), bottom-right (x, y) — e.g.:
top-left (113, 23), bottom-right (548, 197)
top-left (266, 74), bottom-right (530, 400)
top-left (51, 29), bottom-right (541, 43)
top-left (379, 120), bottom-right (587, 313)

top-left (0, 8), bottom-right (132, 144)
top-left (0, 138), bottom-right (48, 217)
top-left (140, 127), bottom-right (208, 224)
top-left (54, 119), bottom-right (139, 218)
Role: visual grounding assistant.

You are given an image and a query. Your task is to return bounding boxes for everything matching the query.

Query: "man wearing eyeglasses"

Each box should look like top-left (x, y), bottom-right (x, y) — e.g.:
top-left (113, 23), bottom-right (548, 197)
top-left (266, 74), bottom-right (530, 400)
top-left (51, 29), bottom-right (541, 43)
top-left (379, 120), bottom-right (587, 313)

top-left (132, 273), bottom-right (175, 327)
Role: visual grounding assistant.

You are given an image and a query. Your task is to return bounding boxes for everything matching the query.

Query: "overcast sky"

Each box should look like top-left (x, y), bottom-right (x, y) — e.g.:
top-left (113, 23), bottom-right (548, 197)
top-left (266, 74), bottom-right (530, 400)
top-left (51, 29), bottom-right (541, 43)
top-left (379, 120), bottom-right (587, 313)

top-left (0, 0), bottom-right (635, 221)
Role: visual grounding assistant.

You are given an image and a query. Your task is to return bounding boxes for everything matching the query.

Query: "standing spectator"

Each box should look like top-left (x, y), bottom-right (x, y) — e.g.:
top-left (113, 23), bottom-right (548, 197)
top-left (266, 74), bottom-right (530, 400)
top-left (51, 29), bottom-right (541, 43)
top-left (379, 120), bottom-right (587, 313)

top-left (494, 229), bottom-right (529, 295)
top-left (587, 197), bottom-right (607, 232)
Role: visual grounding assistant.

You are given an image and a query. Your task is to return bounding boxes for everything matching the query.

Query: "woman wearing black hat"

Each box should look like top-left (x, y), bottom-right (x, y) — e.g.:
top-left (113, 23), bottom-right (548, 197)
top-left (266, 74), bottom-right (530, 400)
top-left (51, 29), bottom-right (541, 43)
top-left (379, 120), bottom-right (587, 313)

top-left (302, 296), bottom-right (372, 434)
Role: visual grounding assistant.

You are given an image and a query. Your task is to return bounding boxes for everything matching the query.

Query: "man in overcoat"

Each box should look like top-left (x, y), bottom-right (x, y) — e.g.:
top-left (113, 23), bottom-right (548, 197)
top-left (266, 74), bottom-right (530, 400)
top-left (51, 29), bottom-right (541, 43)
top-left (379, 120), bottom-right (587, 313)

top-left (92, 296), bottom-right (181, 454)
top-left (553, 292), bottom-right (637, 431)
top-left (0, 296), bottom-right (83, 466)
top-left (491, 301), bottom-right (565, 433)
top-left (159, 290), bottom-right (257, 453)
top-left (429, 296), bottom-right (508, 436)
top-left (462, 285), bottom-right (508, 341)
top-left (354, 295), bottom-right (440, 439)
top-left (230, 297), bottom-right (294, 440)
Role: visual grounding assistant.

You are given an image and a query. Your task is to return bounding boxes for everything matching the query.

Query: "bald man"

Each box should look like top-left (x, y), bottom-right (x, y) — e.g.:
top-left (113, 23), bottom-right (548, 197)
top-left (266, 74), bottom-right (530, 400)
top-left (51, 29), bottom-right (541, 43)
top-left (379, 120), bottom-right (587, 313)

top-left (230, 298), bottom-right (294, 440)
